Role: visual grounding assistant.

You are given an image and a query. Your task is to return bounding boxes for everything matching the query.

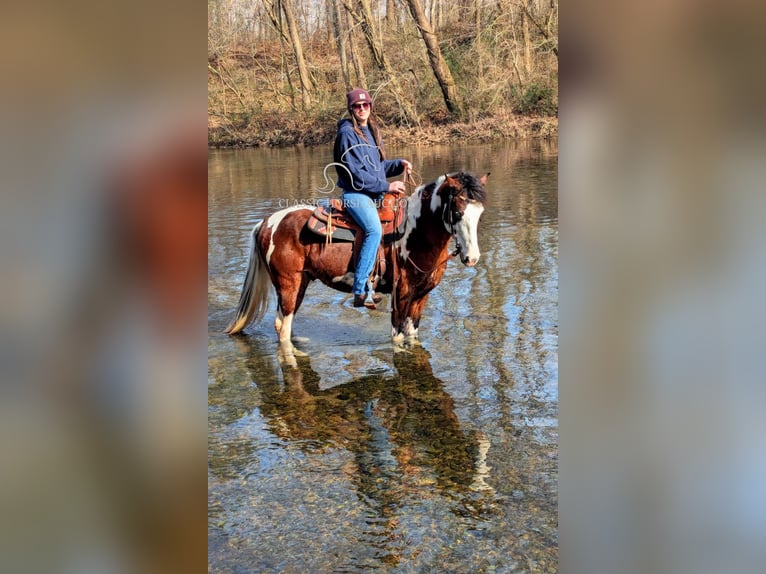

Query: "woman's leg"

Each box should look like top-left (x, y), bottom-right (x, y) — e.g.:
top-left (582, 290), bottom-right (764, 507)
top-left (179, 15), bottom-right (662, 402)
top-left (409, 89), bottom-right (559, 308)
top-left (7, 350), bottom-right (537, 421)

top-left (342, 192), bottom-right (383, 295)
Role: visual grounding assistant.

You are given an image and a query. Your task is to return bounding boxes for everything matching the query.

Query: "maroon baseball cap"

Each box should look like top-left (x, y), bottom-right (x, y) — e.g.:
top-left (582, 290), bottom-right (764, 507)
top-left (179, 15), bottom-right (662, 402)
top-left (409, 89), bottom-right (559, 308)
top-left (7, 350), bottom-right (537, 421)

top-left (346, 88), bottom-right (372, 110)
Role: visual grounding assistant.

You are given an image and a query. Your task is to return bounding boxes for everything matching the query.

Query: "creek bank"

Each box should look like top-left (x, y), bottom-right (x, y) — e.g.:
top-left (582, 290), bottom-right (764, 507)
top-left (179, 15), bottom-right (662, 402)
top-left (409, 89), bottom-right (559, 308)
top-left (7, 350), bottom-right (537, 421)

top-left (208, 113), bottom-right (557, 148)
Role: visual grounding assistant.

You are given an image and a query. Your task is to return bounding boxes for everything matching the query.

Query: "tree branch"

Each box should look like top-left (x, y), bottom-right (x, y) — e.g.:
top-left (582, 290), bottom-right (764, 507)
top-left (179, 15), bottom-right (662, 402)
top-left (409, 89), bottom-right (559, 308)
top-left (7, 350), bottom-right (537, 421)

top-left (521, 1), bottom-right (558, 57)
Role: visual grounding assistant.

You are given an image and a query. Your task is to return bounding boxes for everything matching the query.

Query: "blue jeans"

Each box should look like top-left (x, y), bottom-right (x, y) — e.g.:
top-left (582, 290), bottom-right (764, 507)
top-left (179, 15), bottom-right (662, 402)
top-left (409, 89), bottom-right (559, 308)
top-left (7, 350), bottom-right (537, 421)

top-left (342, 192), bottom-right (382, 295)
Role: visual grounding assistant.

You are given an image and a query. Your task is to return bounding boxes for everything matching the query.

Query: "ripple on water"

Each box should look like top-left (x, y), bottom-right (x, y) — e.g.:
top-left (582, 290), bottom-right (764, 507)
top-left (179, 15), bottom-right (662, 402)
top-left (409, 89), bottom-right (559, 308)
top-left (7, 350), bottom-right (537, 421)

top-left (209, 142), bottom-right (558, 573)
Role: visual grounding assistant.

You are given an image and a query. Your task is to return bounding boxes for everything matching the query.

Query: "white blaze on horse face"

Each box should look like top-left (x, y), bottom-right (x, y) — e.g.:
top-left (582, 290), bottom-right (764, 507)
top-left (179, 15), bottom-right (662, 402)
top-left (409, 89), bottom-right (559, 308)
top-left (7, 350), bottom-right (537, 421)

top-left (264, 206), bottom-right (311, 265)
top-left (455, 201), bottom-right (484, 266)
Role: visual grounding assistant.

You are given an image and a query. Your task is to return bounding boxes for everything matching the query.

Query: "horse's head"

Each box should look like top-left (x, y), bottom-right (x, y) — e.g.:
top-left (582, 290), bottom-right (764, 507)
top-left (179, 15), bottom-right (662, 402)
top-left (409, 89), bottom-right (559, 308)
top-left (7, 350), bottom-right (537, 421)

top-left (436, 172), bottom-right (488, 266)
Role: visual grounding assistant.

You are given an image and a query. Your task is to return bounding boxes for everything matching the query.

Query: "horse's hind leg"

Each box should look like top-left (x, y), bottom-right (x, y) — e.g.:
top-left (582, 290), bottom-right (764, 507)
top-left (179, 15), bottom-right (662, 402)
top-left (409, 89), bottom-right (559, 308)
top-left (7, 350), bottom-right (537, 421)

top-left (275, 272), bottom-right (311, 359)
top-left (290, 272), bottom-right (313, 344)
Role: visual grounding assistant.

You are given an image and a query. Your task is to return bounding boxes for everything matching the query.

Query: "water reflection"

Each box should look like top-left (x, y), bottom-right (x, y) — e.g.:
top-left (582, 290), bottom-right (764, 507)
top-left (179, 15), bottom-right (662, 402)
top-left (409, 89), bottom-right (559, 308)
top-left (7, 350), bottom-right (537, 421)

top-left (217, 338), bottom-right (500, 568)
top-left (208, 141), bottom-right (557, 572)
top-left (248, 338), bottom-right (491, 489)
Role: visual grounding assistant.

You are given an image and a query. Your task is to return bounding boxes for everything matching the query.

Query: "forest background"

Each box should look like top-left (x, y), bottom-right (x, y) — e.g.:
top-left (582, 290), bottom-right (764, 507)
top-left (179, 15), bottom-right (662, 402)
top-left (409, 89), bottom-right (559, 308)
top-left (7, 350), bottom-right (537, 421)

top-left (208, 0), bottom-right (558, 147)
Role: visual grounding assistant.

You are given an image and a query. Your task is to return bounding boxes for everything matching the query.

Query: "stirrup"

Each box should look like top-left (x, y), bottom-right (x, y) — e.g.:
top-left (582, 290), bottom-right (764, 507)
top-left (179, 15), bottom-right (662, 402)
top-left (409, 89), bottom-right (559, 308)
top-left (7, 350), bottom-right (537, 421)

top-left (353, 294), bottom-right (377, 309)
top-left (365, 278), bottom-right (382, 306)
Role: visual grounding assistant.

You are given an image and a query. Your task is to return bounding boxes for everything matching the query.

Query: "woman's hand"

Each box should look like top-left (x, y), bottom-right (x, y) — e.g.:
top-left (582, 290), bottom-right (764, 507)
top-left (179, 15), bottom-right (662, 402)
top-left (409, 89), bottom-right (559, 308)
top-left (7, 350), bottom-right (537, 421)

top-left (402, 159), bottom-right (412, 176)
top-left (388, 180), bottom-right (406, 194)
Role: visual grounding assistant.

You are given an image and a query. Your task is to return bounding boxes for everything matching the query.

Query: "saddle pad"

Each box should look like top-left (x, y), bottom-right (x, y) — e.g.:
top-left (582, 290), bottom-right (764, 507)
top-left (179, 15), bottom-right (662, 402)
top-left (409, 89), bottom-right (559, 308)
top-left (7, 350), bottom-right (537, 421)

top-left (306, 212), bottom-right (356, 242)
top-left (306, 194), bottom-right (407, 243)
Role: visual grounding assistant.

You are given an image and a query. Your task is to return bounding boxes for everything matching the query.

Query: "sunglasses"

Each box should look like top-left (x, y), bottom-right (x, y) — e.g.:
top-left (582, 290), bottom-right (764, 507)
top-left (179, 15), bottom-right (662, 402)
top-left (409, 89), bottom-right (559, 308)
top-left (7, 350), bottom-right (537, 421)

top-left (352, 102), bottom-right (370, 110)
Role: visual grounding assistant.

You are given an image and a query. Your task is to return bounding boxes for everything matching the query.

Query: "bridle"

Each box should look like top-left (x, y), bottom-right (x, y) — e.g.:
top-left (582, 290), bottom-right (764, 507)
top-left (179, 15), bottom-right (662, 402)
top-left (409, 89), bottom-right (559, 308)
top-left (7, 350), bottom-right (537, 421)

top-left (441, 187), bottom-right (467, 259)
top-left (399, 174), bottom-right (465, 275)
top-left (390, 173), bottom-right (470, 316)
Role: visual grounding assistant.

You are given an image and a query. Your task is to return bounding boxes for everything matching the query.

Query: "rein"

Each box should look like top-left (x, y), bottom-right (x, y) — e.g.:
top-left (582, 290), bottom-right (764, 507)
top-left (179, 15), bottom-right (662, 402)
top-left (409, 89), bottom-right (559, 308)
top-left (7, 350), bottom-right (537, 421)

top-left (390, 173), bottom-right (409, 316)
top-left (404, 249), bottom-right (455, 275)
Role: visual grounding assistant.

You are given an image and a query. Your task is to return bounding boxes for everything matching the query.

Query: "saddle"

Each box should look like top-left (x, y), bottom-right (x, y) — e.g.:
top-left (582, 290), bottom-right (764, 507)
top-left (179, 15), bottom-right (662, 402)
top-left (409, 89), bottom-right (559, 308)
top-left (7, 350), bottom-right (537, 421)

top-left (306, 193), bottom-right (408, 295)
top-left (306, 193), bottom-right (407, 244)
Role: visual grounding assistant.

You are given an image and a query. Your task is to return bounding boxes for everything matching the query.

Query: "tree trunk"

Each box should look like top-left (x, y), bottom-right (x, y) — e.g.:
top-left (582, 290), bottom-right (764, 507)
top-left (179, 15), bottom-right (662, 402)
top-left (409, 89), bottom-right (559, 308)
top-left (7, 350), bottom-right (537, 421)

top-left (326, 1), bottom-right (335, 44)
top-left (386, 0), bottom-right (398, 28)
top-left (261, 0), bottom-right (289, 43)
top-left (404, 0), bottom-right (463, 116)
top-left (357, 0), bottom-right (386, 69)
top-left (346, 9), bottom-right (367, 89)
top-left (330, 0), bottom-right (351, 90)
top-left (522, 0), bottom-right (558, 58)
top-left (280, 0), bottom-right (312, 109)
top-left (521, 1), bottom-right (532, 80)
top-left (262, 0), bottom-right (298, 109)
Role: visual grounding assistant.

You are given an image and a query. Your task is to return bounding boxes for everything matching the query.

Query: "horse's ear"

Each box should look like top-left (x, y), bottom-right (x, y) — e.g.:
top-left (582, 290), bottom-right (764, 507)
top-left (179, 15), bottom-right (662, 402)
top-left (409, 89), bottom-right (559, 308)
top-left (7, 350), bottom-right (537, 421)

top-left (479, 172), bottom-right (490, 186)
top-left (440, 174), bottom-right (459, 194)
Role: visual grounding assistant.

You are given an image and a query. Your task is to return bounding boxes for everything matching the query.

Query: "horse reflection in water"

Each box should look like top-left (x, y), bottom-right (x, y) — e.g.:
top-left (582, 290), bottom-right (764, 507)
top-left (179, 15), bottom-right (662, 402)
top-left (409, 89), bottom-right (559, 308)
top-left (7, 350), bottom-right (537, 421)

top-left (236, 340), bottom-right (494, 566)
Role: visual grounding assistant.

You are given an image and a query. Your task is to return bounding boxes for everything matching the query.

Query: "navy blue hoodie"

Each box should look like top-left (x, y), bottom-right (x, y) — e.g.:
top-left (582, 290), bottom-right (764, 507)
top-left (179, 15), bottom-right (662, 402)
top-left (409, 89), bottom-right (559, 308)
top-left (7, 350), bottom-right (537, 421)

top-left (333, 119), bottom-right (405, 198)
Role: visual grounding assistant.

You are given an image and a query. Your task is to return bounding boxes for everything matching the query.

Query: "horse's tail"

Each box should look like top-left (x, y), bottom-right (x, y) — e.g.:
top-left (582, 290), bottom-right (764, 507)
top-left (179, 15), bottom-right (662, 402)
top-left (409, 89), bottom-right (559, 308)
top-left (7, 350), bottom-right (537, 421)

top-left (224, 221), bottom-right (272, 335)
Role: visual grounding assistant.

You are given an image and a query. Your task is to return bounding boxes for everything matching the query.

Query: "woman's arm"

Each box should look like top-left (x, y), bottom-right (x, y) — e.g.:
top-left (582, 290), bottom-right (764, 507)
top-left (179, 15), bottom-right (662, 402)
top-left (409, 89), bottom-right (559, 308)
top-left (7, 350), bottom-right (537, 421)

top-left (337, 129), bottom-right (390, 195)
top-left (383, 159), bottom-right (412, 178)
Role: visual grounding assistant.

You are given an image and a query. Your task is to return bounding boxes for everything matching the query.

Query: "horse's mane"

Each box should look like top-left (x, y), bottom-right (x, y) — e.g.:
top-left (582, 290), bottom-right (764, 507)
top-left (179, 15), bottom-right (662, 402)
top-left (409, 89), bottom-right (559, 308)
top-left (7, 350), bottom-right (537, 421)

top-left (450, 171), bottom-right (487, 203)
top-left (417, 171), bottom-right (487, 205)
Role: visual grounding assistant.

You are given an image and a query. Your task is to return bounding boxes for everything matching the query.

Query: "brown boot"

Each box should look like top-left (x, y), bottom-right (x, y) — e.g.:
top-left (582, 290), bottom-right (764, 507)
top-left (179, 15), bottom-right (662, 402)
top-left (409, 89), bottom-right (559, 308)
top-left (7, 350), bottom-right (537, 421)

top-left (353, 293), bottom-right (382, 309)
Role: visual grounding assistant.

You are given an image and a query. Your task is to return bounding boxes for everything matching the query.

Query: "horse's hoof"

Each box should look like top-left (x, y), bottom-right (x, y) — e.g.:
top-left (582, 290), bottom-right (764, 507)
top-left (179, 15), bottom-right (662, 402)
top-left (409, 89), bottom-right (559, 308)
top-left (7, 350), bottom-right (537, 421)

top-left (277, 353), bottom-right (298, 369)
top-left (277, 342), bottom-right (305, 366)
top-left (392, 341), bottom-right (412, 354)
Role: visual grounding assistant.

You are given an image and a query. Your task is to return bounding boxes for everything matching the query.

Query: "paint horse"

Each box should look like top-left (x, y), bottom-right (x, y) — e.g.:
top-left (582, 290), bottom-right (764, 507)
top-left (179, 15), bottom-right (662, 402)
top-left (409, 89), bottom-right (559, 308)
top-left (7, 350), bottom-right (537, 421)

top-left (224, 171), bottom-right (488, 358)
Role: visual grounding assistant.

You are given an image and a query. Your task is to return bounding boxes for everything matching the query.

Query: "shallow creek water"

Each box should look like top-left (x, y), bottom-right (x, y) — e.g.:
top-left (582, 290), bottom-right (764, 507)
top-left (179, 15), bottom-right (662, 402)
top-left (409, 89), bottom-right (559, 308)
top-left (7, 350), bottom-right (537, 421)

top-left (208, 140), bottom-right (558, 572)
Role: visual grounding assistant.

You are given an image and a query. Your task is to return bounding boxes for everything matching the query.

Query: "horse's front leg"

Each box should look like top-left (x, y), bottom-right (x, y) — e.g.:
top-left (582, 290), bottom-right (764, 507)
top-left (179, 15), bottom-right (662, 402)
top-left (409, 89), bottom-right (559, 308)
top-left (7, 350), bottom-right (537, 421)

top-left (390, 286), bottom-right (411, 342)
top-left (391, 293), bottom-right (431, 342)
top-left (402, 293), bottom-right (431, 338)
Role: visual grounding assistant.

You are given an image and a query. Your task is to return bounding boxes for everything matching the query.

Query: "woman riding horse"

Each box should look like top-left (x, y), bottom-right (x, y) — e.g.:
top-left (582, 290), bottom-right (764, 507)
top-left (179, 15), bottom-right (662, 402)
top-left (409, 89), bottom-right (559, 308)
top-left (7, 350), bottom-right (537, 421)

top-left (224, 169), bottom-right (487, 363)
top-left (334, 88), bottom-right (412, 309)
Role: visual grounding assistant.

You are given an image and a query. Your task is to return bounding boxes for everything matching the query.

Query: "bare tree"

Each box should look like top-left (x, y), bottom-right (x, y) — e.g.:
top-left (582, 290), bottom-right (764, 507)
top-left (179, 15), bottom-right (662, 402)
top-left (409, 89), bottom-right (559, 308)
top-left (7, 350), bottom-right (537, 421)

top-left (329, 0), bottom-right (351, 90)
top-left (261, 0), bottom-right (298, 108)
top-left (261, 0), bottom-right (313, 109)
top-left (521, 0), bottom-right (558, 58)
top-left (521, 1), bottom-right (532, 79)
top-left (279, 0), bottom-right (313, 109)
top-left (354, 0), bottom-right (387, 70)
top-left (404, 0), bottom-right (463, 116)
top-left (345, 7), bottom-right (368, 89)
top-left (340, 0), bottom-right (418, 125)
top-left (386, 0), bottom-right (399, 29)
top-left (208, 0), bottom-right (557, 145)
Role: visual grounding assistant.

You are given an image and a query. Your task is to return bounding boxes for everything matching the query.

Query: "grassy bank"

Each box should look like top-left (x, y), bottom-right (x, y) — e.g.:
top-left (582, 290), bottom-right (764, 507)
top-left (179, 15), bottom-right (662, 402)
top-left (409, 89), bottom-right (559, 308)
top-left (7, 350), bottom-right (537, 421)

top-left (208, 108), bottom-right (557, 148)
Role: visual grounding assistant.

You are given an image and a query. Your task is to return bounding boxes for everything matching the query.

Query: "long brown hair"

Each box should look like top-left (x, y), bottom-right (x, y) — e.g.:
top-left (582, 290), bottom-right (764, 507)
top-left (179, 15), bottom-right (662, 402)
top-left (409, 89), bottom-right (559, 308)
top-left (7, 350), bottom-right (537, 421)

top-left (349, 111), bottom-right (386, 161)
